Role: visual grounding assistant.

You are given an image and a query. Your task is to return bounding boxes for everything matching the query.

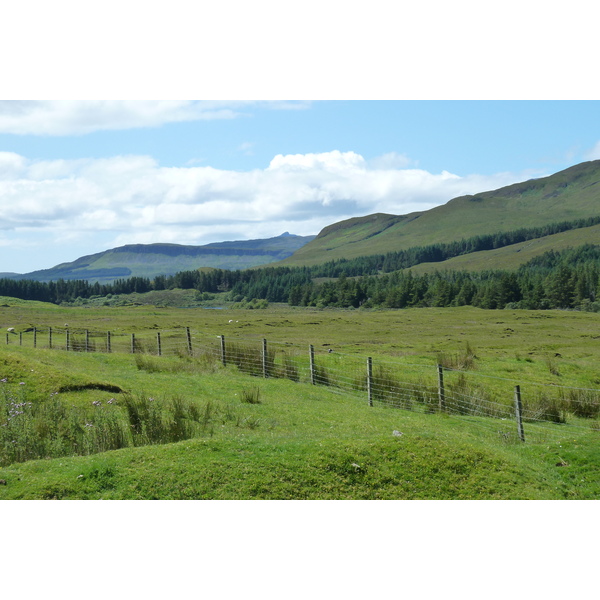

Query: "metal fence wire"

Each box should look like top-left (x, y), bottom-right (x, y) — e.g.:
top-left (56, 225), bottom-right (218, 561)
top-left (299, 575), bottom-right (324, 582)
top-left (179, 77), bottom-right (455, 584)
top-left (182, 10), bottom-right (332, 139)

top-left (6, 325), bottom-right (600, 443)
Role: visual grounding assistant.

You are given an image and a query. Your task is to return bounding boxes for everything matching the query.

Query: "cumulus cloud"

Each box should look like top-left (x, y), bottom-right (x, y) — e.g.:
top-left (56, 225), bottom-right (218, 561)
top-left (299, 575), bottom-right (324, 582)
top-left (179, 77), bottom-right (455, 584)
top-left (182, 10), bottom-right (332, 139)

top-left (367, 152), bottom-right (416, 170)
top-left (0, 101), bottom-right (307, 136)
top-left (0, 149), bottom-right (533, 272)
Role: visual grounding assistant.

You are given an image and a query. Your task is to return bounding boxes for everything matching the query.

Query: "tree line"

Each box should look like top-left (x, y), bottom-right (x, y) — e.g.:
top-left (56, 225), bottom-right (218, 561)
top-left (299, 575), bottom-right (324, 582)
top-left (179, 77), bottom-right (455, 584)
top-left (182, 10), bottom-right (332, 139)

top-left (287, 245), bottom-right (600, 310)
top-left (2, 217), bottom-right (600, 311)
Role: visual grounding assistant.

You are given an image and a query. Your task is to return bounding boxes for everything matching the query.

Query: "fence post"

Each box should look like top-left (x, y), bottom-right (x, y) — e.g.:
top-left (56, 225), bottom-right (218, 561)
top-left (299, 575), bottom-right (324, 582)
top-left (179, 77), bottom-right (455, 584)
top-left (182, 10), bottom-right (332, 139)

top-left (186, 327), bottom-right (193, 355)
top-left (220, 335), bottom-right (226, 367)
top-left (49, 327), bottom-right (53, 349)
top-left (19, 332), bottom-right (22, 346)
top-left (85, 330), bottom-right (89, 353)
top-left (367, 356), bottom-right (373, 407)
top-left (309, 344), bottom-right (316, 385)
top-left (33, 327), bottom-right (37, 349)
top-left (131, 333), bottom-right (135, 354)
top-left (514, 385), bottom-right (525, 442)
top-left (106, 331), bottom-right (111, 353)
top-left (66, 329), bottom-right (70, 351)
top-left (262, 338), bottom-right (268, 378)
top-left (157, 332), bottom-right (162, 356)
top-left (437, 364), bottom-right (445, 412)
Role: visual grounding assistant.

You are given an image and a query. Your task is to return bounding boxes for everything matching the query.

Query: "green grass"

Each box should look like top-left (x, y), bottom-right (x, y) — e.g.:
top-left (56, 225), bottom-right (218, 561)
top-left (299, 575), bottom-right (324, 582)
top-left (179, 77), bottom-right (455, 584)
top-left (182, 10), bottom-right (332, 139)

top-left (408, 223), bottom-right (600, 274)
top-left (2, 301), bottom-right (600, 499)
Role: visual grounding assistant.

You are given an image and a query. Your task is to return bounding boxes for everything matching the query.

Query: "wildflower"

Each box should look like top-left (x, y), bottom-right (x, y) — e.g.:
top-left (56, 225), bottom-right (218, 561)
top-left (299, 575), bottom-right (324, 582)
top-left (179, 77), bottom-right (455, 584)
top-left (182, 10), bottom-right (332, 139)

top-left (92, 400), bottom-right (102, 407)
top-left (19, 382), bottom-right (25, 385)
top-left (1, 378), bottom-right (7, 383)
top-left (107, 398), bottom-right (115, 404)
top-left (85, 423), bottom-right (94, 428)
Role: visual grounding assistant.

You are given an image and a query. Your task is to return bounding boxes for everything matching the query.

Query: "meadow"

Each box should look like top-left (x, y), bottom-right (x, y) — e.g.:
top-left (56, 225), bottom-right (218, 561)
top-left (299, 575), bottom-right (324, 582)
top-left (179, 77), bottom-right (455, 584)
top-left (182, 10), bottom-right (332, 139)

top-left (2, 296), bottom-right (600, 499)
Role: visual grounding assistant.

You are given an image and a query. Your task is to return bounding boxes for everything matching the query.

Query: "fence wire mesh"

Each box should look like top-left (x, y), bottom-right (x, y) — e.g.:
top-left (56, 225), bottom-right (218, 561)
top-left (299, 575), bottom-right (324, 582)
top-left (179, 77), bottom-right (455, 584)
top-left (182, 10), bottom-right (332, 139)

top-left (6, 325), bottom-right (600, 444)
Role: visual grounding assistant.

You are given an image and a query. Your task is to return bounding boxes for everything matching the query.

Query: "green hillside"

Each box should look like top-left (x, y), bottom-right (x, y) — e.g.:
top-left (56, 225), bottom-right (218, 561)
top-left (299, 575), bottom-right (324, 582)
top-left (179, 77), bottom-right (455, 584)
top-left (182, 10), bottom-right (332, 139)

top-left (282, 160), bottom-right (600, 267)
top-left (10, 233), bottom-right (315, 284)
top-left (408, 222), bottom-right (600, 275)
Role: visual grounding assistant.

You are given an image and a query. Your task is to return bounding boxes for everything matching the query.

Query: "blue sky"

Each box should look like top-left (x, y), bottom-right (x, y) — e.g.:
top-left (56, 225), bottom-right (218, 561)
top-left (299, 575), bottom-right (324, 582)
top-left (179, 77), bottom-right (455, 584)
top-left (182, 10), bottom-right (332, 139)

top-left (1, 100), bottom-right (599, 274)
top-left (1, 1), bottom-right (598, 275)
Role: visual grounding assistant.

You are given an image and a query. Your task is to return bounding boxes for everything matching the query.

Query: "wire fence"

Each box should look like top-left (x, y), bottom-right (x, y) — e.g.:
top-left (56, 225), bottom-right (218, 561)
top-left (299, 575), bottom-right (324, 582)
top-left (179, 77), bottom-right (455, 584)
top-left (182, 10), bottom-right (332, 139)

top-left (6, 325), bottom-right (600, 444)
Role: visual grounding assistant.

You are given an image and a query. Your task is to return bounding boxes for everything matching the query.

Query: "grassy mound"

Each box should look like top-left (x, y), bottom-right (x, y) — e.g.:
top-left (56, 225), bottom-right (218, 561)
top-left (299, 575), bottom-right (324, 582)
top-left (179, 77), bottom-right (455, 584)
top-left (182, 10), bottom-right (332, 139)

top-left (1, 344), bottom-right (599, 499)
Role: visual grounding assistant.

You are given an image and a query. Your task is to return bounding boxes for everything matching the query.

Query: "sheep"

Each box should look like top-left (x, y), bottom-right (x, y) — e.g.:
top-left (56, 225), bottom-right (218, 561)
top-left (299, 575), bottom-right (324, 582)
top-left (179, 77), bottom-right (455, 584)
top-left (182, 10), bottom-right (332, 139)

top-left (7, 328), bottom-right (15, 334)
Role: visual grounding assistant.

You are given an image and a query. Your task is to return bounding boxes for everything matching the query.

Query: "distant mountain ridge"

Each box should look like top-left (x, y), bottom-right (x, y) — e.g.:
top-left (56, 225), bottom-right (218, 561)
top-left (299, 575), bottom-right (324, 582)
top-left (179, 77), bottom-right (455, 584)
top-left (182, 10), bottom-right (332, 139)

top-left (5, 160), bottom-right (600, 285)
top-left (7, 233), bottom-right (316, 283)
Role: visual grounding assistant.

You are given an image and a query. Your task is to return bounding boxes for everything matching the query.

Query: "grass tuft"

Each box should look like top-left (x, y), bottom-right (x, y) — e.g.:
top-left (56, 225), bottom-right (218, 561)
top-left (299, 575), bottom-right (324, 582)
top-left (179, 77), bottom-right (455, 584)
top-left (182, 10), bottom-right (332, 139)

top-left (240, 386), bottom-right (261, 404)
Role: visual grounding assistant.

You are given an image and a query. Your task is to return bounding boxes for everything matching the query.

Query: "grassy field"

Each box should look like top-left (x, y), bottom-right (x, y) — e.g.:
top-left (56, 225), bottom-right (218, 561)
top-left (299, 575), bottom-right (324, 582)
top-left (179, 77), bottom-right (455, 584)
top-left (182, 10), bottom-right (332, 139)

top-left (2, 297), bottom-right (600, 499)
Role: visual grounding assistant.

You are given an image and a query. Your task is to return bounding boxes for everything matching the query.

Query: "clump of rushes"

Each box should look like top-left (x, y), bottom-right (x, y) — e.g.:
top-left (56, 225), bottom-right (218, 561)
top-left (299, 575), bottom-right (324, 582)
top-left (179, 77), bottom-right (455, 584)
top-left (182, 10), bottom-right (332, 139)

top-left (240, 386), bottom-right (261, 404)
top-left (0, 383), bottom-right (215, 466)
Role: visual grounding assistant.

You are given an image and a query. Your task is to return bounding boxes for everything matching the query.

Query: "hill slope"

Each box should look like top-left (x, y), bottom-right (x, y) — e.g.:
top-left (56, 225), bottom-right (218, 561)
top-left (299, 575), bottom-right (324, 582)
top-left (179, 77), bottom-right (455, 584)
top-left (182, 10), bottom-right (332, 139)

top-left (408, 222), bottom-right (600, 274)
top-left (281, 160), bottom-right (600, 267)
top-left (9, 232), bottom-right (315, 283)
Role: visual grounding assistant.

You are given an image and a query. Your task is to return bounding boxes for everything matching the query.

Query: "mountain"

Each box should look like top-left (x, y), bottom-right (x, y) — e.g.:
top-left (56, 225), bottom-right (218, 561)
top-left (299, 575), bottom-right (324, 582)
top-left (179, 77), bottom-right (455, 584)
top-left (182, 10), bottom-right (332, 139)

top-left (9, 233), bottom-right (316, 283)
top-left (279, 160), bottom-right (600, 267)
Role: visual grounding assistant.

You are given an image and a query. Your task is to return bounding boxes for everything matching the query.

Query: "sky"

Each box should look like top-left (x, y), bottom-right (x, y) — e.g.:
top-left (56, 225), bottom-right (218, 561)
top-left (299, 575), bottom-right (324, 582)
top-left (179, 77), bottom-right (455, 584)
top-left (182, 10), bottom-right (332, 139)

top-left (1, 1), bottom-right (598, 277)
top-left (2, 100), bottom-right (599, 274)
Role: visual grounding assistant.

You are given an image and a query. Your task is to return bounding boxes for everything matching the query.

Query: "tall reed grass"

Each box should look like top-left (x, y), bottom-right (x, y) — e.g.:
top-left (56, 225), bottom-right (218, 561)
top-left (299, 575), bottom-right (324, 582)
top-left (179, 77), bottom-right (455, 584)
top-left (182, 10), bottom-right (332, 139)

top-left (0, 384), bottom-right (217, 466)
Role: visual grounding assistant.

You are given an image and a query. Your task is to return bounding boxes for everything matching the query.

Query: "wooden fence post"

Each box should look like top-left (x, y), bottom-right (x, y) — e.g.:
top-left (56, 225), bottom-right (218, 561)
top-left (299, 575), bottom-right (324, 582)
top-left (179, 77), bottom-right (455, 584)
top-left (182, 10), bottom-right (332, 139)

top-left (367, 356), bottom-right (373, 407)
top-left (514, 385), bottom-right (525, 442)
top-left (131, 333), bottom-right (135, 354)
top-left (309, 344), bottom-right (316, 385)
top-left (157, 332), bottom-right (162, 356)
top-left (49, 327), bottom-right (53, 349)
top-left (106, 331), bottom-right (111, 353)
top-left (19, 332), bottom-right (22, 346)
top-left (33, 327), bottom-right (37, 348)
top-left (220, 335), bottom-right (226, 367)
top-left (186, 327), bottom-right (193, 355)
top-left (437, 364), bottom-right (445, 412)
top-left (85, 330), bottom-right (89, 353)
top-left (262, 338), bottom-right (268, 378)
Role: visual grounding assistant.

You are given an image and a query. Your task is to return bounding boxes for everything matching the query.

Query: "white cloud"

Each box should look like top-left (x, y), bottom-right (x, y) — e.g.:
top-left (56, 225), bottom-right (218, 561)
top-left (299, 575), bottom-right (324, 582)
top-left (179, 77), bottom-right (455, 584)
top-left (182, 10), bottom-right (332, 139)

top-left (0, 149), bottom-right (534, 272)
top-left (0, 151), bottom-right (27, 178)
top-left (367, 152), bottom-right (416, 170)
top-left (0, 101), bottom-right (282, 136)
top-left (268, 150), bottom-right (366, 172)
